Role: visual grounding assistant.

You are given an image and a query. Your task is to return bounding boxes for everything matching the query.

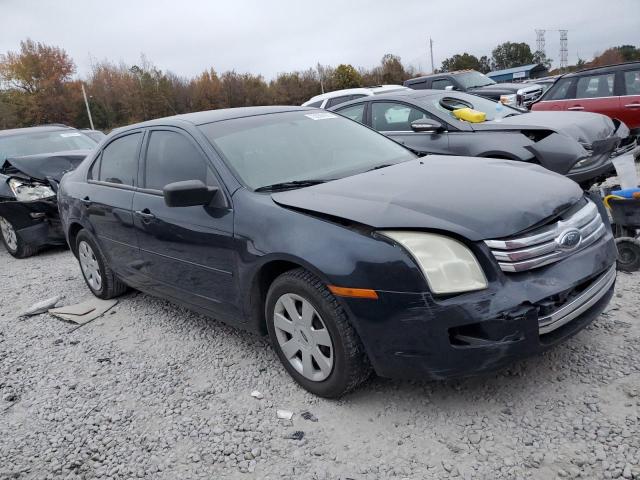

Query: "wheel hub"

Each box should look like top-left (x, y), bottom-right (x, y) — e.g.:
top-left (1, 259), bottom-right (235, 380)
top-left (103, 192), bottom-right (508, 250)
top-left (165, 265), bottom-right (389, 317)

top-left (78, 240), bottom-right (102, 291)
top-left (273, 293), bottom-right (334, 382)
top-left (0, 216), bottom-right (18, 252)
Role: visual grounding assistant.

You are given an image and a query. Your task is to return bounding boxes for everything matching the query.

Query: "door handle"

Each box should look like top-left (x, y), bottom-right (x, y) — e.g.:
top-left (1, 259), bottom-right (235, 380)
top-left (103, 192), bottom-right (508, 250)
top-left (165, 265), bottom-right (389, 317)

top-left (135, 209), bottom-right (156, 220)
top-left (81, 196), bottom-right (92, 205)
top-left (624, 103), bottom-right (640, 108)
top-left (567, 106), bottom-right (584, 111)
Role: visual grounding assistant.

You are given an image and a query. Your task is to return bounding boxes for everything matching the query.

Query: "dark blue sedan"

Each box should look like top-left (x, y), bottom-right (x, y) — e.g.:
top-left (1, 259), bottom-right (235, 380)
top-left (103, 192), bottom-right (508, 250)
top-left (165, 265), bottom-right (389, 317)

top-left (57, 106), bottom-right (617, 397)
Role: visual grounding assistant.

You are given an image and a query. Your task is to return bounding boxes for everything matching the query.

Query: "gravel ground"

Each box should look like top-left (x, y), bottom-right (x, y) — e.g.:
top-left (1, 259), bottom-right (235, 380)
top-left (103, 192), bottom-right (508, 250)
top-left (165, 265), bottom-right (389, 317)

top-left (0, 241), bottom-right (638, 479)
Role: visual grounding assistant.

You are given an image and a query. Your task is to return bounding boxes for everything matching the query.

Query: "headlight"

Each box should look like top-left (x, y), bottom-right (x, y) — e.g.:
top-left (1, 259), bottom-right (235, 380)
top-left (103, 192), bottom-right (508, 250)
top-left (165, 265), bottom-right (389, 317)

top-left (380, 231), bottom-right (488, 294)
top-left (8, 178), bottom-right (55, 201)
top-left (499, 94), bottom-right (517, 106)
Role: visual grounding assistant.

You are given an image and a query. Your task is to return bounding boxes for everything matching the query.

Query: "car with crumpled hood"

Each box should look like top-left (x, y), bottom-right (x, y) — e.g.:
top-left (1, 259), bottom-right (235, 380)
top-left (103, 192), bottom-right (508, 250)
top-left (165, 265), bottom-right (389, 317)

top-left (58, 107), bottom-right (617, 397)
top-left (330, 89), bottom-right (638, 188)
top-left (0, 125), bottom-right (96, 257)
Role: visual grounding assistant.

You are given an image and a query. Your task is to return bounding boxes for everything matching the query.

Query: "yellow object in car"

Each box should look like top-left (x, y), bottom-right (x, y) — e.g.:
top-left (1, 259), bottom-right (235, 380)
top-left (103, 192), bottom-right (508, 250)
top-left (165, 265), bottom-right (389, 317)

top-left (452, 108), bottom-right (487, 123)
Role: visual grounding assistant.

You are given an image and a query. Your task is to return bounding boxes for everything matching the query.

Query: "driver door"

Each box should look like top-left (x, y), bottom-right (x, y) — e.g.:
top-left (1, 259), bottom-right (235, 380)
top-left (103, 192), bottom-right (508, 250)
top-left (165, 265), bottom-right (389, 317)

top-left (131, 127), bottom-right (237, 318)
top-left (368, 101), bottom-right (450, 155)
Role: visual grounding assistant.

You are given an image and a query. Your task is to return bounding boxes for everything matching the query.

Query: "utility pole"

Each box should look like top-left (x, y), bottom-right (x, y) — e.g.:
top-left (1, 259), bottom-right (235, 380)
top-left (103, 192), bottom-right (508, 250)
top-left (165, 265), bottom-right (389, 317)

top-left (535, 29), bottom-right (546, 55)
top-left (81, 83), bottom-right (94, 130)
top-left (429, 38), bottom-right (435, 73)
top-left (316, 63), bottom-right (325, 94)
top-left (559, 30), bottom-right (568, 71)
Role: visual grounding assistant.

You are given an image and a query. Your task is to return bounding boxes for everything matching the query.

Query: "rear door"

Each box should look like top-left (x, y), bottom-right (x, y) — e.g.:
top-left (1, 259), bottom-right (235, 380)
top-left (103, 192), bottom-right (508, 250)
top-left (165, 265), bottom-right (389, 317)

top-left (84, 131), bottom-right (143, 282)
top-left (131, 127), bottom-right (237, 318)
top-left (620, 66), bottom-right (640, 130)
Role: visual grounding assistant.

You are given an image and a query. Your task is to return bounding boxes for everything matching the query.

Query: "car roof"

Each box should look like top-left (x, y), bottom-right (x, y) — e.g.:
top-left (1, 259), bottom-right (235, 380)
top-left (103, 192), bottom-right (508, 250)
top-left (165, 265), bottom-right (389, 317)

top-left (561, 61), bottom-right (640, 77)
top-left (328, 89), bottom-right (445, 109)
top-left (0, 124), bottom-right (76, 138)
top-left (302, 85), bottom-right (407, 104)
top-left (113, 106), bottom-right (316, 132)
top-left (405, 70), bottom-right (478, 82)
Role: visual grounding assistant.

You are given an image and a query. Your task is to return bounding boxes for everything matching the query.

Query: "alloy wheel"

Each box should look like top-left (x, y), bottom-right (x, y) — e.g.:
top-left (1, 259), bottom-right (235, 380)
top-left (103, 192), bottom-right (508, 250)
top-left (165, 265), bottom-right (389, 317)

top-left (78, 240), bottom-right (102, 291)
top-left (273, 293), bottom-right (334, 381)
top-left (0, 216), bottom-right (18, 252)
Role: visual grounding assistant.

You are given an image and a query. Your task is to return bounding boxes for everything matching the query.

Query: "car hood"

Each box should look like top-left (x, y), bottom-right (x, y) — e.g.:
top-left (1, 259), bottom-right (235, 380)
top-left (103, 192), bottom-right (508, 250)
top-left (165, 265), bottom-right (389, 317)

top-left (474, 111), bottom-right (616, 142)
top-left (468, 82), bottom-right (529, 96)
top-left (2, 150), bottom-right (91, 182)
top-left (272, 157), bottom-right (583, 241)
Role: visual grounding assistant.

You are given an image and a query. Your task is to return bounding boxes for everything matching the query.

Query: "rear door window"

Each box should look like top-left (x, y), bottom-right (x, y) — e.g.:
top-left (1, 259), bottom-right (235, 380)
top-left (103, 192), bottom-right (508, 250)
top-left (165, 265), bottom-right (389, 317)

top-left (335, 103), bottom-right (366, 123)
top-left (575, 73), bottom-right (615, 98)
top-left (623, 69), bottom-right (640, 95)
top-left (98, 132), bottom-right (141, 186)
top-left (143, 130), bottom-right (214, 191)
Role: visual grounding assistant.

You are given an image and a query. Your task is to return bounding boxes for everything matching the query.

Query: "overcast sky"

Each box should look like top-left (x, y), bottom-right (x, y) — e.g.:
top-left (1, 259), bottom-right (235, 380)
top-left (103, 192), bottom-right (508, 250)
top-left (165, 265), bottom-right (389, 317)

top-left (1, 0), bottom-right (638, 80)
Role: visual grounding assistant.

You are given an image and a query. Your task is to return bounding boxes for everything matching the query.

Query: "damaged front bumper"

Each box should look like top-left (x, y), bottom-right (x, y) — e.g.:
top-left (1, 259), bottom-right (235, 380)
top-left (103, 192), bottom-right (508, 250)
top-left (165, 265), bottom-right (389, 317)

top-left (0, 198), bottom-right (66, 248)
top-left (342, 228), bottom-right (617, 380)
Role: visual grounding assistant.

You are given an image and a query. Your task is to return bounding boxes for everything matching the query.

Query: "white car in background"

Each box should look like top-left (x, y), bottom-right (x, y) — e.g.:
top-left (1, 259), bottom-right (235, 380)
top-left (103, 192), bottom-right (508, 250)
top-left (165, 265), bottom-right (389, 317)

top-left (302, 85), bottom-right (410, 109)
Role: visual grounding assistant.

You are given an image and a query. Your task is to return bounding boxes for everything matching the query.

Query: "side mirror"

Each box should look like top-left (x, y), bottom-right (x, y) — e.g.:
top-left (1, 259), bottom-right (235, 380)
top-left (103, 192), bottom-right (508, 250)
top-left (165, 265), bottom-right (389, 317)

top-left (163, 180), bottom-right (218, 208)
top-left (411, 119), bottom-right (444, 133)
top-left (444, 85), bottom-right (455, 91)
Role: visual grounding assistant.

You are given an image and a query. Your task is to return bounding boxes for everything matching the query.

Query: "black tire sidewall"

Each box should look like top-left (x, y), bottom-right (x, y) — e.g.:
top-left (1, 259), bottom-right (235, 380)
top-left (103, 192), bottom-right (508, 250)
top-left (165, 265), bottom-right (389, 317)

top-left (0, 216), bottom-right (34, 258)
top-left (266, 274), bottom-right (352, 398)
top-left (75, 230), bottom-right (108, 298)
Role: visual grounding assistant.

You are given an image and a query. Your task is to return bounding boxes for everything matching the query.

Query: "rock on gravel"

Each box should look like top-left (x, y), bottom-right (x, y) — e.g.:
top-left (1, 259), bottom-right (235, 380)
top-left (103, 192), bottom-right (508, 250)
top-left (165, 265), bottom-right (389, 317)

top-left (1, 244), bottom-right (639, 479)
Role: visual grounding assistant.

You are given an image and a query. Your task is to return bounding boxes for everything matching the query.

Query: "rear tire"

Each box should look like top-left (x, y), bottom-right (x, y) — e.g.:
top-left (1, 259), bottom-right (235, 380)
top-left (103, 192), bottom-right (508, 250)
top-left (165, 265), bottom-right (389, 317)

top-left (265, 268), bottom-right (372, 398)
top-left (0, 216), bottom-right (38, 258)
top-left (76, 230), bottom-right (127, 299)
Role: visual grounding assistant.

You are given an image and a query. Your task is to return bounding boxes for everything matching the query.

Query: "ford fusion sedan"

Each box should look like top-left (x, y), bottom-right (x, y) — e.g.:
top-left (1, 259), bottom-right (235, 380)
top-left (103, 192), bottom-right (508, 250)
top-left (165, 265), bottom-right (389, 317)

top-left (0, 125), bottom-right (96, 257)
top-left (58, 106), bottom-right (617, 397)
top-left (330, 89), bottom-right (638, 188)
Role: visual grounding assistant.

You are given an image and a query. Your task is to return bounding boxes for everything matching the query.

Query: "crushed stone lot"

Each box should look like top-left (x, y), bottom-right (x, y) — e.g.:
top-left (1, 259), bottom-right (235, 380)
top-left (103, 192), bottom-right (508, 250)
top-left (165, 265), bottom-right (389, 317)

top-left (0, 247), bottom-right (638, 480)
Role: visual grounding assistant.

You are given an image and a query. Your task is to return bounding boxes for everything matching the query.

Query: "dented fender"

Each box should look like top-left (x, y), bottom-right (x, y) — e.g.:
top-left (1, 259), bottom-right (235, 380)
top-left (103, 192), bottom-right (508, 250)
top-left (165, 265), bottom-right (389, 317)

top-left (524, 133), bottom-right (589, 174)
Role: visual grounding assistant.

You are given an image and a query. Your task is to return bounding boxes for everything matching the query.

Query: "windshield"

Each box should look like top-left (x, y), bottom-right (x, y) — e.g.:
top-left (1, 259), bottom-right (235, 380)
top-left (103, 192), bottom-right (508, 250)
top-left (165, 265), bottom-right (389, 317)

top-left (454, 71), bottom-right (496, 89)
top-left (433, 93), bottom-right (522, 122)
top-left (0, 130), bottom-right (97, 162)
top-left (199, 111), bottom-right (415, 190)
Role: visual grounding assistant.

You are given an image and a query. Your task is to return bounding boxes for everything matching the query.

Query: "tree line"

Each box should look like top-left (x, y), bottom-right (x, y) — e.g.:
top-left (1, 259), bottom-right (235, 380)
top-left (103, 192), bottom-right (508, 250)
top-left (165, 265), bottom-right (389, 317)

top-left (0, 40), bottom-right (418, 130)
top-left (439, 42), bottom-right (640, 75)
top-left (1, 39), bottom-right (638, 131)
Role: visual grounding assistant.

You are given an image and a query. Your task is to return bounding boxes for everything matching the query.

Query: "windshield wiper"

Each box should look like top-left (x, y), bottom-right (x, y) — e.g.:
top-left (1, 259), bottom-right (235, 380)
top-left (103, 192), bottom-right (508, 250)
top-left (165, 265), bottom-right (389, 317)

top-left (365, 164), bottom-right (394, 172)
top-left (254, 179), bottom-right (327, 192)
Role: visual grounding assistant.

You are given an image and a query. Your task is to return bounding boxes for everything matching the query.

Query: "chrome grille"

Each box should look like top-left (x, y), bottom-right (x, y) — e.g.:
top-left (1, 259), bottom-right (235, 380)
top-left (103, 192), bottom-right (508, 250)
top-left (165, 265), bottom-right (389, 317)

top-left (485, 200), bottom-right (607, 272)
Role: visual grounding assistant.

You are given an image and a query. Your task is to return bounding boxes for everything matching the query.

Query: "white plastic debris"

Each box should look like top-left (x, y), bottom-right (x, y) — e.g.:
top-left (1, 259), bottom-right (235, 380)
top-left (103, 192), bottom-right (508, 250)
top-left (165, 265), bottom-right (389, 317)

top-left (250, 390), bottom-right (264, 399)
top-left (20, 296), bottom-right (62, 317)
top-left (276, 409), bottom-right (293, 420)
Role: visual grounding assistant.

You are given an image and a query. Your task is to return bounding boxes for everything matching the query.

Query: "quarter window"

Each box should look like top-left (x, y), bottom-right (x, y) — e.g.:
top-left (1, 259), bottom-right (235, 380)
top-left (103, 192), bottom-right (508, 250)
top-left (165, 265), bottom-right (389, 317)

top-left (307, 100), bottom-right (323, 108)
top-left (98, 133), bottom-right (141, 186)
top-left (623, 69), bottom-right (640, 95)
top-left (336, 103), bottom-right (365, 123)
top-left (326, 96), bottom-right (354, 108)
top-left (575, 73), bottom-right (615, 98)
top-left (372, 102), bottom-right (428, 131)
top-left (144, 130), bottom-right (213, 191)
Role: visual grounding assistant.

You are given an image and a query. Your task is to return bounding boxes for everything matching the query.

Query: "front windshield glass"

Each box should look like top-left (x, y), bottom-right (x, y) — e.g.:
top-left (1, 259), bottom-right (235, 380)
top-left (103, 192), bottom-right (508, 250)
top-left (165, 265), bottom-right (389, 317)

top-left (433, 93), bottom-right (521, 122)
top-left (0, 130), bottom-right (97, 162)
top-left (455, 71), bottom-right (496, 89)
top-left (199, 111), bottom-right (416, 190)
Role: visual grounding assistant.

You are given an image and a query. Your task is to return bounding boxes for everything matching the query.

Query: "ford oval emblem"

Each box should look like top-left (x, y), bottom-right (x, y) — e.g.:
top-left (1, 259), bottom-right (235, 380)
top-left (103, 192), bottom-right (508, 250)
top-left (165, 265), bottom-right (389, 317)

top-left (557, 229), bottom-right (582, 250)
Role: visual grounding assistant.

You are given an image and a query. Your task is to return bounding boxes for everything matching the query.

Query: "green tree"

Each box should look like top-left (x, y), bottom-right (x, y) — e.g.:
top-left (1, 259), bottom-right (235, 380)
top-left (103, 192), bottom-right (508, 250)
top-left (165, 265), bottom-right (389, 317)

top-left (491, 42), bottom-right (534, 70)
top-left (617, 45), bottom-right (640, 61)
top-left (331, 64), bottom-right (362, 89)
top-left (441, 53), bottom-right (482, 72)
top-left (532, 51), bottom-right (552, 69)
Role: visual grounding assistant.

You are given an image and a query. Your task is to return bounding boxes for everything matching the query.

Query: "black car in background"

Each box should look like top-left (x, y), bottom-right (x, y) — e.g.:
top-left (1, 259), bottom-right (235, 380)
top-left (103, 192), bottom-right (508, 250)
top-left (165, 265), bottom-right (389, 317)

top-left (58, 106), bottom-right (616, 397)
top-left (0, 125), bottom-right (96, 257)
top-left (329, 89), bottom-right (637, 188)
top-left (404, 70), bottom-right (544, 108)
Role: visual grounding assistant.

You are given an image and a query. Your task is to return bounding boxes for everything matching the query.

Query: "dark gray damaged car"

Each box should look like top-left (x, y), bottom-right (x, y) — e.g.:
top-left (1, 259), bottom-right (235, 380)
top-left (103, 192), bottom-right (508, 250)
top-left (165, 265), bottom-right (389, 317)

top-left (330, 89), bottom-right (638, 188)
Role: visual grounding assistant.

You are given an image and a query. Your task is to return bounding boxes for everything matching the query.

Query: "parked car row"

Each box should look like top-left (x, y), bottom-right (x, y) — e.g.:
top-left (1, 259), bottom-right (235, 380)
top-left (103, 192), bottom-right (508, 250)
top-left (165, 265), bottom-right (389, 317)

top-left (0, 62), bottom-right (635, 397)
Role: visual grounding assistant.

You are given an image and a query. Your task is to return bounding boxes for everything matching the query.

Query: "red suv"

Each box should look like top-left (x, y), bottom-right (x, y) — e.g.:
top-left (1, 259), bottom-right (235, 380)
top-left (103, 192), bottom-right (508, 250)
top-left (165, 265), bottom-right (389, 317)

top-left (532, 62), bottom-right (640, 133)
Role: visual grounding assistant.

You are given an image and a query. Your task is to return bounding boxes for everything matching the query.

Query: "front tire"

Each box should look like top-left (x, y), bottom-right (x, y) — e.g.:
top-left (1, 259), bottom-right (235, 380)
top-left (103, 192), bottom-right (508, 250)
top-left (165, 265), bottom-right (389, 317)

top-left (75, 230), bottom-right (127, 299)
top-left (0, 216), bottom-right (37, 258)
top-left (265, 268), bottom-right (372, 398)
